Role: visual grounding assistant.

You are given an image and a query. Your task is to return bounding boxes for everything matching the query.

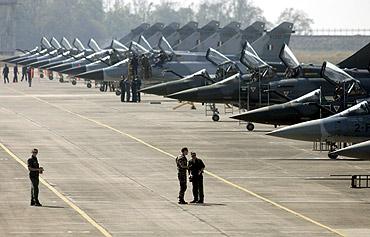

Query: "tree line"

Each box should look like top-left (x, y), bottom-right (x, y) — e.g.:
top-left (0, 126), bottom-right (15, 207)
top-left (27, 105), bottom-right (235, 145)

top-left (14, 0), bottom-right (313, 49)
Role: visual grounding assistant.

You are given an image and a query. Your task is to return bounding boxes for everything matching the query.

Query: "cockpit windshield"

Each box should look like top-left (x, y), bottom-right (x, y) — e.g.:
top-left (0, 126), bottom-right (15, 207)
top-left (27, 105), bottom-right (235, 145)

top-left (158, 37), bottom-right (175, 54)
top-left (279, 44), bottom-right (300, 69)
top-left (322, 61), bottom-right (355, 85)
top-left (129, 41), bottom-right (149, 56)
top-left (339, 101), bottom-right (370, 117)
top-left (240, 42), bottom-right (269, 71)
top-left (291, 89), bottom-right (321, 103)
top-left (206, 48), bottom-right (232, 66)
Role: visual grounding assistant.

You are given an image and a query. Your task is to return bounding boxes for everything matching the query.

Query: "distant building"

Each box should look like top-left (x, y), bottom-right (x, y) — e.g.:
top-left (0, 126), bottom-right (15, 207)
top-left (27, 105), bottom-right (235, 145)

top-left (0, 0), bottom-right (17, 55)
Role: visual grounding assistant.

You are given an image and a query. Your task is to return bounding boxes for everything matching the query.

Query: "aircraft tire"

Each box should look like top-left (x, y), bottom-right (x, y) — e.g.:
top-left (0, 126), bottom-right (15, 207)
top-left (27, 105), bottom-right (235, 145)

top-left (246, 123), bottom-right (255, 131)
top-left (115, 90), bottom-right (121, 96)
top-left (59, 78), bottom-right (64, 83)
top-left (72, 80), bottom-right (77, 85)
top-left (328, 153), bottom-right (338, 160)
top-left (99, 86), bottom-right (105, 92)
top-left (87, 83), bottom-right (92, 88)
top-left (212, 114), bottom-right (220, 122)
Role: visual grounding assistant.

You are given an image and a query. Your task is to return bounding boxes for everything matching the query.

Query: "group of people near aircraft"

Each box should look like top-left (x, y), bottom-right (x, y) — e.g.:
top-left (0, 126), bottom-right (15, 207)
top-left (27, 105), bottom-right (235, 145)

top-left (3, 20), bottom-right (370, 160)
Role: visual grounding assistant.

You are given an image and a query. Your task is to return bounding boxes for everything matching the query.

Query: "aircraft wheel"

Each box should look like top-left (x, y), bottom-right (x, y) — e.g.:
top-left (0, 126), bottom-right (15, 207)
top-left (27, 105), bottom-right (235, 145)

top-left (246, 123), bottom-right (255, 131)
top-left (99, 86), bottom-right (105, 92)
top-left (59, 78), bottom-right (64, 83)
top-left (328, 153), bottom-right (338, 160)
top-left (49, 76), bottom-right (54, 80)
top-left (115, 90), bottom-right (121, 96)
top-left (87, 83), bottom-right (92, 88)
top-left (212, 114), bottom-right (220, 122)
top-left (40, 74), bottom-right (44, 79)
top-left (72, 80), bottom-right (77, 85)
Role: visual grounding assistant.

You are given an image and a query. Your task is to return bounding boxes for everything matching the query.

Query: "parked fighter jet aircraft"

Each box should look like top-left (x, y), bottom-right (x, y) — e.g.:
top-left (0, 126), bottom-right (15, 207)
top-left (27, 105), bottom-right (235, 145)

top-left (329, 140), bottom-right (370, 159)
top-left (4, 37), bottom-right (53, 64)
top-left (230, 89), bottom-right (335, 131)
top-left (267, 101), bottom-right (370, 159)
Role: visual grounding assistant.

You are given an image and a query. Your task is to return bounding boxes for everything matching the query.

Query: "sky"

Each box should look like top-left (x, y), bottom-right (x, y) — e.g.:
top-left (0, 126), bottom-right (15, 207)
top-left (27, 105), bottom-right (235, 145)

top-left (116, 0), bottom-right (370, 29)
top-left (255, 0), bottom-right (370, 29)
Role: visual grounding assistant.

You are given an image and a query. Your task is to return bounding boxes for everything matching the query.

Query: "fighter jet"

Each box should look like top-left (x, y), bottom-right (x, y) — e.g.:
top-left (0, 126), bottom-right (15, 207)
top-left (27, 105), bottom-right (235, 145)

top-left (5, 37), bottom-right (54, 64)
top-left (230, 89), bottom-right (336, 131)
top-left (16, 37), bottom-right (66, 66)
top-left (267, 101), bottom-right (370, 159)
top-left (329, 140), bottom-right (370, 159)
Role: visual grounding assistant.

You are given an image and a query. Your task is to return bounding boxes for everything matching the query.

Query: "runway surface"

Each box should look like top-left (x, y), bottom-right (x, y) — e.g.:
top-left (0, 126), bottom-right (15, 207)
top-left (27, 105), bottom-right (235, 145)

top-left (1, 78), bottom-right (370, 237)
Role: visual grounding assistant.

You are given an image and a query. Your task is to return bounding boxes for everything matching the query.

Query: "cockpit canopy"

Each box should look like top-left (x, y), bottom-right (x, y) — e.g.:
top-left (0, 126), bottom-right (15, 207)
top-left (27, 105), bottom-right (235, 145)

top-left (279, 44), bottom-right (300, 69)
top-left (240, 41), bottom-right (270, 71)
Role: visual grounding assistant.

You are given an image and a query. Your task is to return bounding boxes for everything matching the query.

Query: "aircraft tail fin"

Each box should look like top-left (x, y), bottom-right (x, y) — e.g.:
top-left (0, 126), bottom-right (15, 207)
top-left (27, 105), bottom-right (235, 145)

top-left (73, 38), bottom-right (86, 51)
top-left (337, 42), bottom-right (370, 70)
top-left (242, 21), bottom-right (265, 43)
top-left (88, 38), bottom-right (102, 52)
top-left (41, 37), bottom-right (52, 50)
top-left (61, 37), bottom-right (73, 50)
top-left (252, 22), bottom-right (294, 62)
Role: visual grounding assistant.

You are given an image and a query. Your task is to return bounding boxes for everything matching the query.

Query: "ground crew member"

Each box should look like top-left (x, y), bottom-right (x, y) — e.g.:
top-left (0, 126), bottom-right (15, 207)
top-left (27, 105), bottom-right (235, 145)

top-left (3, 64), bottom-right (9, 83)
top-left (188, 152), bottom-right (205, 203)
top-left (124, 78), bottom-right (131, 102)
top-left (131, 77), bottom-right (138, 102)
top-left (27, 148), bottom-right (44, 206)
top-left (131, 55), bottom-right (139, 77)
top-left (21, 66), bottom-right (27, 81)
top-left (13, 64), bottom-right (19, 83)
top-left (119, 76), bottom-right (126, 102)
top-left (176, 147), bottom-right (189, 204)
top-left (137, 77), bottom-right (142, 102)
top-left (27, 67), bottom-right (33, 87)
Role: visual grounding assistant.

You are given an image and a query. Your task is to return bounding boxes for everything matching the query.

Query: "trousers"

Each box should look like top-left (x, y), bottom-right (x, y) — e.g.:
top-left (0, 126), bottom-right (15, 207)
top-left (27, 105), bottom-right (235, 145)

top-left (30, 176), bottom-right (39, 203)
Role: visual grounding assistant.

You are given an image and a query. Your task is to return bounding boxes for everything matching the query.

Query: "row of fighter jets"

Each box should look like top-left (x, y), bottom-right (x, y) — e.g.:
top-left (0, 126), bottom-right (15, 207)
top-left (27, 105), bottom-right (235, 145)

top-left (3, 21), bottom-right (370, 160)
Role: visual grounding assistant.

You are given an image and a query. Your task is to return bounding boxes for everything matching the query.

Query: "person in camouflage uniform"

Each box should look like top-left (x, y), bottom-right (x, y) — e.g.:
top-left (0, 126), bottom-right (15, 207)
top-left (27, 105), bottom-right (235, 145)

top-left (176, 147), bottom-right (189, 204)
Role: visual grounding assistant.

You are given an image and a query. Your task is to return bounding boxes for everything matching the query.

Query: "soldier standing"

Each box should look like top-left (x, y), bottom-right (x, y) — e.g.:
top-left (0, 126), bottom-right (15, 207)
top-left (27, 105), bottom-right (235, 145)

top-left (176, 147), bottom-right (189, 204)
top-left (13, 64), bottom-right (19, 83)
top-left (27, 149), bottom-right (44, 206)
top-left (3, 64), bottom-right (9, 83)
top-left (124, 78), bottom-right (131, 102)
top-left (21, 66), bottom-right (27, 81)
top-left (119, 76), bottom-right (126, 102)
top-left (131, 77), bottom-right (138, 102)
top-left (27, 67), bottom-right (33, 87)
top-left (188, 152), bottom-right (205, 203)
top-left (136, 77), bottom-right (142, 102)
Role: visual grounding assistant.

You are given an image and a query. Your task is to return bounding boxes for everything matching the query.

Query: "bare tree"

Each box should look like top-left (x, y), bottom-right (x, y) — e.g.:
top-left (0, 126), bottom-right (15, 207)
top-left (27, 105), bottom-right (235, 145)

top-left (277, 8), bottom-right (314, 35)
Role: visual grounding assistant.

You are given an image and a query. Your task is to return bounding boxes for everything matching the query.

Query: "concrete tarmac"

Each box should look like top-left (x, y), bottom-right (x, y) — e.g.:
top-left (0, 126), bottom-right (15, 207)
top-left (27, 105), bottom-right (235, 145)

top-left (0, 78), bottom-right (370, 237)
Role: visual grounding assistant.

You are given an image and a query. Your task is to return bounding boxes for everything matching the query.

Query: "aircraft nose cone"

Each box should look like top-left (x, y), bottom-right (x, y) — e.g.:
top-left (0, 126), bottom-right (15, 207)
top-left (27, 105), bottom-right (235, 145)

top-left (266, 119), bottom-right (323, 142)
top-left (29, 60), bottom-right (49, 68)
top-left (62, 66), bottom-right (87, 76)
top-left (49, 63), bottom-right (72, 72)
top-left (76, 69), bottom-right (104, 81)
top-left (140, 84), bottom-right (165, 95)
top-left (230, 106), bottom-right (271, 122)
top-left (167, 88), bottom-right (199, 101)
top-left (18, 58), bottom-right (38, 66)
top-left (40, 61), bottom-right (61, 69)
